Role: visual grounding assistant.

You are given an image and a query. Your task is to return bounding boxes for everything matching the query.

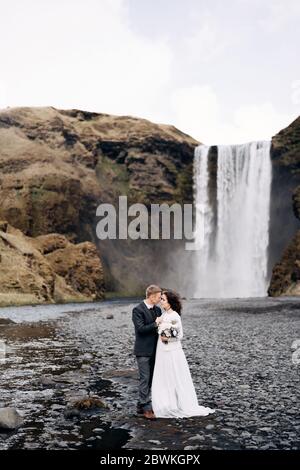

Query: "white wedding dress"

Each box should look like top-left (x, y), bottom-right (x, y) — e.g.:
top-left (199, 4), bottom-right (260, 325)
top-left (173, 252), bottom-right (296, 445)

top-left (152, 309), bottom-right (216, 418)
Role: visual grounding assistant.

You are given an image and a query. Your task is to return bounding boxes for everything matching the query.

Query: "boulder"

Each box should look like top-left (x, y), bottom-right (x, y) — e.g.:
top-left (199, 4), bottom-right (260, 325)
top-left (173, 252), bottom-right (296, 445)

top-left (0, 407), bottom-right (24, 430)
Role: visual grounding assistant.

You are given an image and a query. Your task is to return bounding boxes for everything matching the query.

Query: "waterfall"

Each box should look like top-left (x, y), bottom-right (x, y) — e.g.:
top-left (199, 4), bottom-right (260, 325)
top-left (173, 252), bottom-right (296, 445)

top-left (193, 141), bottom-right (272, 298)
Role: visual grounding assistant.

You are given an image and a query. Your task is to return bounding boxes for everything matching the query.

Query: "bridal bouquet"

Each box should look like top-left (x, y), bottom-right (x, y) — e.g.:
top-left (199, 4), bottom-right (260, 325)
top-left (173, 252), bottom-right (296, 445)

top-left (158, 320), bottom-right (180, 344)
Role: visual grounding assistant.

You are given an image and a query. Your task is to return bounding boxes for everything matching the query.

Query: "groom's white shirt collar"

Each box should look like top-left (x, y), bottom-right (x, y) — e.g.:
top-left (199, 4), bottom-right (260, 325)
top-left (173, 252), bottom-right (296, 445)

top-left (144, 299), bottom-right (154, 309)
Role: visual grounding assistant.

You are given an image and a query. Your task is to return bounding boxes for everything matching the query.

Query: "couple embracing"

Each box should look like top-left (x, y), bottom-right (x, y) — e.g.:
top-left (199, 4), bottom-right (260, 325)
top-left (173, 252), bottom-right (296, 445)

top-left (132, 285), bottom-right (216, 420)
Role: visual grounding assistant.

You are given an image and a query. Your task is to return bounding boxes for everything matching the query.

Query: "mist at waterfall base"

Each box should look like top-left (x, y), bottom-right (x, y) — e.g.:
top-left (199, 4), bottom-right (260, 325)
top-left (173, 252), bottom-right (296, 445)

top-left (192, 141), bottom-right (272, 299)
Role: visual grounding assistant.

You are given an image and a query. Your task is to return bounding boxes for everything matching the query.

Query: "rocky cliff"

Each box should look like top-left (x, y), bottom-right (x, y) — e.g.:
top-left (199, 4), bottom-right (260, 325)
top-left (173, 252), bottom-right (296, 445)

top-left (0, 220), bottom-right (104, 306)
top-left (268, 116), bottom-right (300, 296)
top-left (1, 105), bottom-right (299, 303)
top-left (0, 106), bottom-right (199, 303)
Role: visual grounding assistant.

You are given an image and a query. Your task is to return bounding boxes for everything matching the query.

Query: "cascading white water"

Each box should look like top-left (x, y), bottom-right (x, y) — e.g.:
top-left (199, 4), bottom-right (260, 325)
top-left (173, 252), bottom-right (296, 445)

top-left (193, 141), bottom-right (272, 298)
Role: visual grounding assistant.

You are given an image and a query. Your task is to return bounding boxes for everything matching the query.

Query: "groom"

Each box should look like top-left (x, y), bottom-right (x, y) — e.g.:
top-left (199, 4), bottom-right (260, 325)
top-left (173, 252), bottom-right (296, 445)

top-left (132, 285), bottom-right (162, 420)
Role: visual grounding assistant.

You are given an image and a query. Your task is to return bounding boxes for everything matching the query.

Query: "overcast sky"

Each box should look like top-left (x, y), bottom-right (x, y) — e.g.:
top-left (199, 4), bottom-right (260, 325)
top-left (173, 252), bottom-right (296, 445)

top-left (0, 0), bottom-right (299, 144)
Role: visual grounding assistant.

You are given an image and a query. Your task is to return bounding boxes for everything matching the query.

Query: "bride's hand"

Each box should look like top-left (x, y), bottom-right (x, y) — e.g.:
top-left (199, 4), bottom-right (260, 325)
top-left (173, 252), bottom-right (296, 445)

top-left (155, 317), bottom-right (162, 325)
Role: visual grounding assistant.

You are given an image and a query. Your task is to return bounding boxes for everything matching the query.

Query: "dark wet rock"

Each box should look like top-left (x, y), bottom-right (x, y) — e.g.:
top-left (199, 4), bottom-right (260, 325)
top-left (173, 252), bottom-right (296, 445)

top-left (63, 408), bottom-right (81, 419)
top-left (0, 408), bottom-right (24, 430)
top-left (50, 404), bottom-right (64, 411)
top-left (112, 402), bottom-right (122, 410)
top-left (0, 318), bottom-right (16, 325)
top-left (55, 370), bottom-right (88, 385)
top-left (70, 396), bottom-right (108, 410)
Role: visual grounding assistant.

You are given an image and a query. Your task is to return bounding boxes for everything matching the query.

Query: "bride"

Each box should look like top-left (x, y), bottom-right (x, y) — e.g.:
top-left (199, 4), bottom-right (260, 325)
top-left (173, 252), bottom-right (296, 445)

top-left (152, 290), bottom-right (216, 418)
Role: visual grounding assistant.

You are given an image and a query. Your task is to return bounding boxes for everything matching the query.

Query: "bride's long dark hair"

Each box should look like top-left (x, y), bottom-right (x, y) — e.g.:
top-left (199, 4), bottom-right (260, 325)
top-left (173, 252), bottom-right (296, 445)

top-left (162, 290), bottom-right (182, 315)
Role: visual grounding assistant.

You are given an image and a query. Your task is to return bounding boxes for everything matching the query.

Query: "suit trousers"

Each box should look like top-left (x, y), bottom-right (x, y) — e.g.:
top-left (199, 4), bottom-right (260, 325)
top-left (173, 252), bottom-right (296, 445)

top-left (136, 355), bottom-right (155, 411)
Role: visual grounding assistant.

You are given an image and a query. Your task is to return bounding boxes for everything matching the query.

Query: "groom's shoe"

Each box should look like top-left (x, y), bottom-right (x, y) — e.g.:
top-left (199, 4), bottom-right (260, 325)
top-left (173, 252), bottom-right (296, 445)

top-left (136, 405), bottom-right (144, 415)
top-left (143, 410), bottom-right (156, 420)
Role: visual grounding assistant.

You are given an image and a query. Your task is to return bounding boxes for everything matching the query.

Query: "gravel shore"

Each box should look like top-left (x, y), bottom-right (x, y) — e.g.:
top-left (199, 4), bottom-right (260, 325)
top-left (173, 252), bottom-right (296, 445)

top-left (0, 297), bottom-right (299, 450)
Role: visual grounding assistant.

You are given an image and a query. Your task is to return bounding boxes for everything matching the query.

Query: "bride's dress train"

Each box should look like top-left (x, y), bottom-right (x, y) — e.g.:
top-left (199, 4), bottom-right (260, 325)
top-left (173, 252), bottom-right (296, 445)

top-left (152, 310), bottom-right (215, 418)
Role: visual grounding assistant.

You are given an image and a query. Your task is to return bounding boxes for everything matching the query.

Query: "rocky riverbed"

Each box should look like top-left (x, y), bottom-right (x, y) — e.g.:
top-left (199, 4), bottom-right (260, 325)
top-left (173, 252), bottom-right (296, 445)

top-left (0, 297), bottom-right (299, 450)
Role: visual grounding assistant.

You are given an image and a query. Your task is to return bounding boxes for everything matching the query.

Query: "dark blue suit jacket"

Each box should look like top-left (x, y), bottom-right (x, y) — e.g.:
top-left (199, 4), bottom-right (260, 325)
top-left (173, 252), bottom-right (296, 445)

top-left (132, 302), bottom-right (162, 357)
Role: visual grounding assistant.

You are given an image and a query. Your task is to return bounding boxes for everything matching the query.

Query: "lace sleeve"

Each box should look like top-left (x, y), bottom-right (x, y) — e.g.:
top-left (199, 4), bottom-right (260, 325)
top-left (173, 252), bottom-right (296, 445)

top-left (176, 314), bottom-right (183, 340)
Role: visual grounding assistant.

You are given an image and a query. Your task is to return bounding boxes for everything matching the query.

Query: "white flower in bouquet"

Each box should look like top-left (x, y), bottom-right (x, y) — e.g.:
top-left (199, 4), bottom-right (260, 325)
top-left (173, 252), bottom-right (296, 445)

top-left (158, 319), bottom-right (180, 343)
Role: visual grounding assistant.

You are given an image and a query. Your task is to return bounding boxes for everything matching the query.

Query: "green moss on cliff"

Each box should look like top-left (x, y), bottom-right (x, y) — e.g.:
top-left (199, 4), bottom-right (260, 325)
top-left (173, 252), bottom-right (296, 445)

top-left (95, 155), bottom-right (130, 197)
